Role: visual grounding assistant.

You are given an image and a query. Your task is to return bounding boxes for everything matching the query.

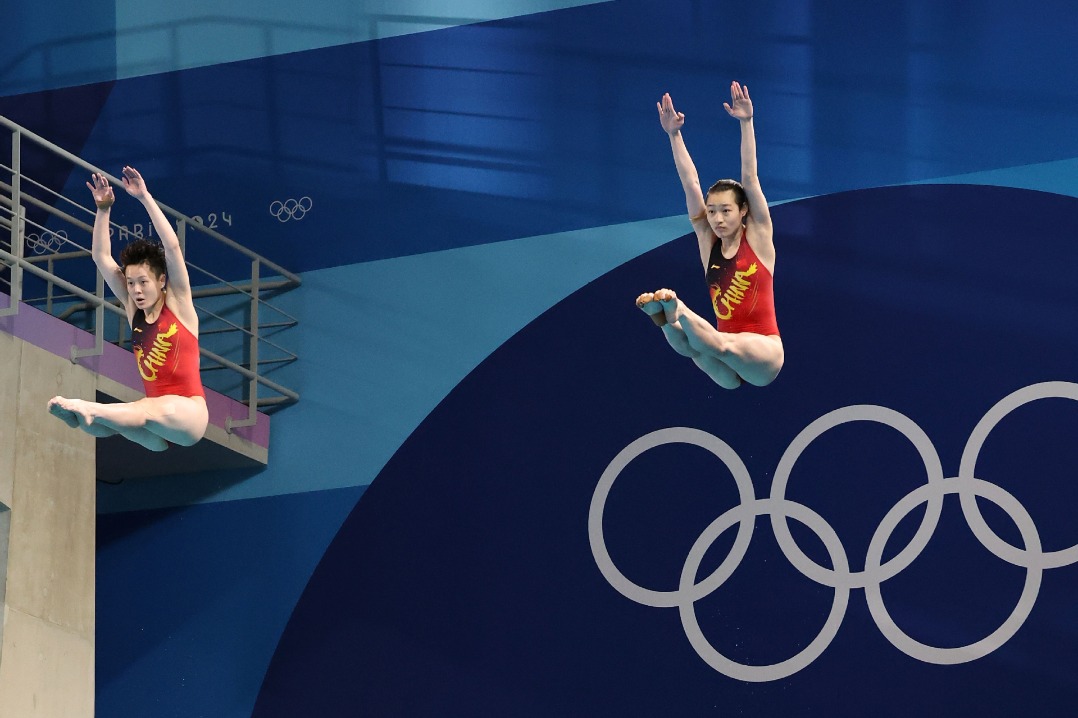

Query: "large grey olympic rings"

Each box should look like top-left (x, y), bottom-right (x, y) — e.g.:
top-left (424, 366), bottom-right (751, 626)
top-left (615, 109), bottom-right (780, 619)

top-left (589, 382), bottom-right (1077, 682)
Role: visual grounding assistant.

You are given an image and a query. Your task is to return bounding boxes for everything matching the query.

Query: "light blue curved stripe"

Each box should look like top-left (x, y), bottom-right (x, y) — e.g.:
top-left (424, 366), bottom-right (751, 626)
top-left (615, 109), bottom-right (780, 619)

top-left (97, 214), bottom-right (688, 512)
top-left (115, 0), bottom-right (611, 81)
top-left (908, 157), bottom-right (1078, 198)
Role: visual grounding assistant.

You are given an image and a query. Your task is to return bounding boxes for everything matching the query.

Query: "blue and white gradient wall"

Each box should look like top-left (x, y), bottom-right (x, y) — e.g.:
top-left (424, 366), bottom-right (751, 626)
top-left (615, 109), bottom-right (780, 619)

top-left (6, 1), bottom-right (1078, 715)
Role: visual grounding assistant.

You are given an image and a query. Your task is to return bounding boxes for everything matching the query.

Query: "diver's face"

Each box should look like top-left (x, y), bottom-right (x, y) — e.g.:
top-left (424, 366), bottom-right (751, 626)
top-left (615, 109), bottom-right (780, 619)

top-left (706, 190), bottom-right (746, 240)
top-left (125, 263), bottom-right (165, 309)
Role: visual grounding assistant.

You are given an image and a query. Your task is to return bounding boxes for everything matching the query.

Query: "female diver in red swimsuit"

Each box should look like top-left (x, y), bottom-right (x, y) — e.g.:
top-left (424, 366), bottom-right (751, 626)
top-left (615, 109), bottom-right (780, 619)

top-left (48, 167), bottom-right (208, 451)
top-left (637, 81), bottom-right (783, 389)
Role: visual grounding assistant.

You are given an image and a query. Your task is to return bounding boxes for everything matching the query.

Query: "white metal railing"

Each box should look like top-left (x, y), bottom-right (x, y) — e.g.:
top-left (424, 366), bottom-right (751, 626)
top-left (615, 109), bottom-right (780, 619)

top-left (0, 115), bottom-right (300, 428)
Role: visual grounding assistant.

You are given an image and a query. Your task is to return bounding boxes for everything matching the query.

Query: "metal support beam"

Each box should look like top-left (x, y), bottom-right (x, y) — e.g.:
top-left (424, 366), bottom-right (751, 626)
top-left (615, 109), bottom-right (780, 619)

top-left (1, 132), bottom-right (22, 317)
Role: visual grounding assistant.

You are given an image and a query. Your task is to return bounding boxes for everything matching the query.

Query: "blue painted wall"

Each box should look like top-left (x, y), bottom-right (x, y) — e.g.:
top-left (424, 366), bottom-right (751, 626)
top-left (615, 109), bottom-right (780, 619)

top-left (5, 1), bottom-right (1078, 715)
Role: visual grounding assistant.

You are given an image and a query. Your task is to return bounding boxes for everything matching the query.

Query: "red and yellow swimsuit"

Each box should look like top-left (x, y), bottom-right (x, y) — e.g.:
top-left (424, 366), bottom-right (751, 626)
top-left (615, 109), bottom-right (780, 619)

top-left (131, 303), bottom-right (205, 398)
top-left (705, 230), bottom-right (780, 336)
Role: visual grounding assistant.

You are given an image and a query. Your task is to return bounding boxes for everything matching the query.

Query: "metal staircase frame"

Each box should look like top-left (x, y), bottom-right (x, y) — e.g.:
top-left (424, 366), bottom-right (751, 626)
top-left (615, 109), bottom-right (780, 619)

top-left (0, 115), bottom-right (301, 429)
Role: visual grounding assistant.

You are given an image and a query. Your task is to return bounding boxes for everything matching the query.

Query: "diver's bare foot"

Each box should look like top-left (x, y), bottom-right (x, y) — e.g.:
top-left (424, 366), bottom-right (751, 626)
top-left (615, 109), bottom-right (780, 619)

top-left (48, 397), bottom-right (80, 428)
top-left (636, 292), bottom-right (667, 326)
top-left (47, 396), bottom-right (94, 429)
top-left (653, 288), bottom-right (682, 326)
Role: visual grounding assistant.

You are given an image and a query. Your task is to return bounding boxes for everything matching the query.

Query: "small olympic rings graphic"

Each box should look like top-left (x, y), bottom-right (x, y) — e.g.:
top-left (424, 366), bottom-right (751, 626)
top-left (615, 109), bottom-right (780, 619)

top-left (25, 229), bottom-right (67, 255)
top-left (269, 197), bottom-right (312, 222)
top-left (589, 381), bottom-right (1078, 682)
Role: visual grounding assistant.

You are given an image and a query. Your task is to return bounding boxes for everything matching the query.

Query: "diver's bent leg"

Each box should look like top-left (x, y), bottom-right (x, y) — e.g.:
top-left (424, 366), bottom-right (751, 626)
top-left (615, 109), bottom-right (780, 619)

top-left (677, 315), bottom-right (784, 387)
top-left (651, 289), bottom-right (783, 387)
top-left (98, 396), bottom-right (209, 447)
top-left (660, 324), bottom-right (698, 358)
top-left (142, 395), bottom-right (209, 447)
top-left (101, 425), bottom-right (170, 452)
top-left (49, 396), bottom-right (208, 449)
top-left (717, 333), bottom-right (783, 386)
top-left (692, 355), bottom-right (743, 389)
top-left (50, 396), bottom-right (168, 450)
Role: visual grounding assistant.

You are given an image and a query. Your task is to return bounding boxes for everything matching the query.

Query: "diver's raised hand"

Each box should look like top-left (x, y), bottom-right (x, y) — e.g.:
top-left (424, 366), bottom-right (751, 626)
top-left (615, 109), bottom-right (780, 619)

top-left (657, 92), bottom-right (686, 135)
top-left (723, 81), bottom-right (753, 121)
top-left (120, 166), bottom-right (151, 201)
top-left (85, 173), bottom-right (115, 210)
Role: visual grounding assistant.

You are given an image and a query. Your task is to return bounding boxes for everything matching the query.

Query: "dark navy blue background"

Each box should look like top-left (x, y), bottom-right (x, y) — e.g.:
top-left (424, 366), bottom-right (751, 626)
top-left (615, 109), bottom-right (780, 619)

top-left (250, 186), bottom-right (1078, 716)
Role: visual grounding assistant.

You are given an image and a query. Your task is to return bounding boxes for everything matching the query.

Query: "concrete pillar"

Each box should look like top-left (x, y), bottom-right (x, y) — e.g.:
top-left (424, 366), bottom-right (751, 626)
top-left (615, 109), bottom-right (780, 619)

top-left (0, 330), bottom-right (95, 716)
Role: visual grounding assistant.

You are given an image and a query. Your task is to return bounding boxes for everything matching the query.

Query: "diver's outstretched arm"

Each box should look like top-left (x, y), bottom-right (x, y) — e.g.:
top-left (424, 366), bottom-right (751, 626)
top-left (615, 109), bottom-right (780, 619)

top-left (658, 92), bottom-right (715, 269)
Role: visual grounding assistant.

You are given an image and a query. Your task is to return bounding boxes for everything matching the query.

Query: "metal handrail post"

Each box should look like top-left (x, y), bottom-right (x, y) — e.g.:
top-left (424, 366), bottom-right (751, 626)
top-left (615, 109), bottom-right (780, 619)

top-left (0, 206), bottom-right (25, 317)
top-left (46, 256), bottom-right (54, 313)
top-left (249, 259), bottom-right (260, 419)
top-left (71, 271), bottom-right (105, 362)
top-left (176, 216), bottom-right (185, 255)
top-left (1, 130), bottom-right (21, 317)
top-left (228, 258), bottom-right (261, 432)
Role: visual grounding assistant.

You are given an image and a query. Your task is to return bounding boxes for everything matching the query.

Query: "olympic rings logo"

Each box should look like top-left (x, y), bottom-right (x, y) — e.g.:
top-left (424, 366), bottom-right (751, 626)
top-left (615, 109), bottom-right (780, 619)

top-left (25, 229), bottom-right (67, 254)
top-left (589, 381), bottom-right (1078, 682)
top-left (269, 197), bottom-right (312, 222)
